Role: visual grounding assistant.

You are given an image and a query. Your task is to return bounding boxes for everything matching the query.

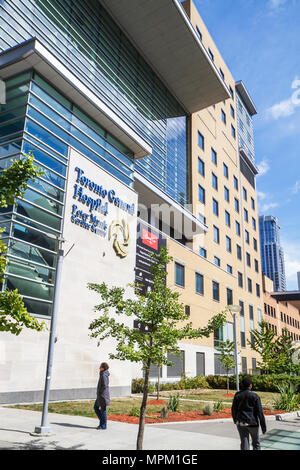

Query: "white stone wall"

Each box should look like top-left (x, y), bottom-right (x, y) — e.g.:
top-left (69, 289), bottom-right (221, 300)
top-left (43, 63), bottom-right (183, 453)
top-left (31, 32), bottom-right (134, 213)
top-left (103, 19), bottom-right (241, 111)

top-left (0, 148), bottom-right (138, 399)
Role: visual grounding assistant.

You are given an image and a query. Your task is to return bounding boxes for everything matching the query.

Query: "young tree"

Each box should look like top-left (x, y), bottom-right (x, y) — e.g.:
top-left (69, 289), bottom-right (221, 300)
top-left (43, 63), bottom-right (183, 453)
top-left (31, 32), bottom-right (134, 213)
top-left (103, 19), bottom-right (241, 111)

top-left (215, 339), bottom-right (236, 394)
top-left (88, 246), bottom-right (227, 450)
top-left (0, 153), bottom-right (45, 335)
top-left (247, 321), bottom-right (277, 374)
top-left (248, 322), bottom-right (300, 374)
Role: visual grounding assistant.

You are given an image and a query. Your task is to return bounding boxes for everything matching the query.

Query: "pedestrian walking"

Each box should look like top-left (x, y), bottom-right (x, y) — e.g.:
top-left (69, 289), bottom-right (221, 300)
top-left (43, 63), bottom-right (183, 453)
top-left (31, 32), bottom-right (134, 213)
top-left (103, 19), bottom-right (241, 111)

top-left (94, 362), bottom-right (110, 430)
top-left (231, 376), bottom-right (266, 450)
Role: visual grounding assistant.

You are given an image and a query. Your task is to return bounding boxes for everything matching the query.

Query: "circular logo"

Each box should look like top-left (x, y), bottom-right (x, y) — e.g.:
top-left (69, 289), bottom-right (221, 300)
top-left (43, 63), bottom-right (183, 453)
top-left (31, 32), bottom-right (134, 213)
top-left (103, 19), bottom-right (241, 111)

top-left (109, 219), bottom-right (130, 258)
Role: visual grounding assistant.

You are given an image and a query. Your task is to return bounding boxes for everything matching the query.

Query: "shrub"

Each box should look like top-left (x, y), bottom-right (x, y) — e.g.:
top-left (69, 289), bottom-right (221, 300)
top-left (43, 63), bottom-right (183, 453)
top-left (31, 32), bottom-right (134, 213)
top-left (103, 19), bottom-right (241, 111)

top-left (202, 404), bottom-right (213, 416)
top-left (161, 406), bottom-right (169, 419)
top-left (273, 383), bottom-right (299, 412)
top-left (213, 400), bottom-right (225, 413)
top-left (168, 393), bottom-right (180, 412)
top-left (206, 374), bottom-right (300, 393)
top-left (129, 407), bottom-right (140, 417)
top-left (132, 378), bottom-right (155, 394)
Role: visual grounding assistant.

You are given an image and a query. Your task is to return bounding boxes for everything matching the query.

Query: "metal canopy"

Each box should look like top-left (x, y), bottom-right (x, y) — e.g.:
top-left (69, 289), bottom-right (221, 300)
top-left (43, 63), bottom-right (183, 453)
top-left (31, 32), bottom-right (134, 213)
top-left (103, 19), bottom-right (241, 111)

top-left (0, 38), bottom-right (152, 160)
top-left (235, 80), bottom-right (257, 116)
top-left (100, 0), bottom-right (230, 113)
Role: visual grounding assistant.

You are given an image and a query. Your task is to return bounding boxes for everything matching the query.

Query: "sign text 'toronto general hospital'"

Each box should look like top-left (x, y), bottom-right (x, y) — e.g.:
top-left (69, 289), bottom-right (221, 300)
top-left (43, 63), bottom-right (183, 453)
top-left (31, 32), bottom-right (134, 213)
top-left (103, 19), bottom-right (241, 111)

top-left (71, 166), bottom-right (135, 235)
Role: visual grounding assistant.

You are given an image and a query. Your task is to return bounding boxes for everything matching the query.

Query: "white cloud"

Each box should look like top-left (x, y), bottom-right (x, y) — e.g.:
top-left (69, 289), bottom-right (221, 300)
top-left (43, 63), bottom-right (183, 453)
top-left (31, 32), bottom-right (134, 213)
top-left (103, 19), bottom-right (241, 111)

top-left (266, 76), bottom-right (300, 120)
top-left (291, 180), bottom-right (300, 195)
top-left (257, 159), bottom-right (270, 176)
top-left (257, 191), bottom-right (268, 201)
top-left (260, 202), bottom-right (279, 213)
top-left (281, 240), bottom-right (300, 289)
top-left (268, 0), bottom-right (287, 9)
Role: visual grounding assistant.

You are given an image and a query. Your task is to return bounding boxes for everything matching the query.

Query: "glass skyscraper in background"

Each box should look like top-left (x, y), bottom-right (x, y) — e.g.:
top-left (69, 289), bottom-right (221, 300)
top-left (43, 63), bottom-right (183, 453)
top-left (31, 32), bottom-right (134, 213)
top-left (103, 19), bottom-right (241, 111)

top-left (259, 215), bottom-right (287, 292)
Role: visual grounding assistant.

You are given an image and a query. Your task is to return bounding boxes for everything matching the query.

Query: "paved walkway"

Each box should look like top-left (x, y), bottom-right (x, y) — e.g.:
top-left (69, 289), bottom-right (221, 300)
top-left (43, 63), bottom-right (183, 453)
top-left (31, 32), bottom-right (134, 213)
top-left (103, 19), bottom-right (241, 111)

top-left (0, 406), bottom-right (299, 451)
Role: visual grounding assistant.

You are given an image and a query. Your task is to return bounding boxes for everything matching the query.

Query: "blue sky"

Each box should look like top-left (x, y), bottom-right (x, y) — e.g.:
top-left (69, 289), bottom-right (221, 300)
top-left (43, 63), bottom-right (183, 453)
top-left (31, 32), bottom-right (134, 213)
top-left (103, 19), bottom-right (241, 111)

top-left (192, 0), bottom-right (300, 290)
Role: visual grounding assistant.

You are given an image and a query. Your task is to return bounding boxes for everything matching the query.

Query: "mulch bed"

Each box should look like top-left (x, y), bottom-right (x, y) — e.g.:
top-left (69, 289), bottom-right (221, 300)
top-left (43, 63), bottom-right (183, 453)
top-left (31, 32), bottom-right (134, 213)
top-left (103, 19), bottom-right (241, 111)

top-left (147, 399), bottom-right (167, 406)
top-left (107, 407), bottom-right (285, 424)
top-left (223, 393), bottom-right (235, 397)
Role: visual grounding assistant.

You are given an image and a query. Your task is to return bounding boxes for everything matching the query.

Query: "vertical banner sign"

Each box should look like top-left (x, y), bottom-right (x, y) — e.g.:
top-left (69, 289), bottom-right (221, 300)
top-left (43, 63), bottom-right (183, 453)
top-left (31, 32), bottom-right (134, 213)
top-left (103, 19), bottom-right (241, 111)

top-left (135, 221), bottom-right (166, 295)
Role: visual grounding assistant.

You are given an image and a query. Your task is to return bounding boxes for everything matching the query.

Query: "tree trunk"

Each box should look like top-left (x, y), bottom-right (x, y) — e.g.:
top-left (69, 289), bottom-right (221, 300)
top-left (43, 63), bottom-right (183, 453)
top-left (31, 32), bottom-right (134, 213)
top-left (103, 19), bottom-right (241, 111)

top-left (157, 366), bottom-right (160, 400)
top-left (227, 374), bottom-right (229, 395)
top-left (136, 360), bottom-right (151, 450)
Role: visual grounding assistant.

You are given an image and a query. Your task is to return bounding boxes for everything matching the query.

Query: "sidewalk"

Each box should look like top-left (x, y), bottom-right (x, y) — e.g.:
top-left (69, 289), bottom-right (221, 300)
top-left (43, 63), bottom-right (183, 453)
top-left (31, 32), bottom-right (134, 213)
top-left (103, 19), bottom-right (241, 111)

top-left (0, 405), bottom-right (240, 450)
top-left (1, 405), bottom-right (299, 450)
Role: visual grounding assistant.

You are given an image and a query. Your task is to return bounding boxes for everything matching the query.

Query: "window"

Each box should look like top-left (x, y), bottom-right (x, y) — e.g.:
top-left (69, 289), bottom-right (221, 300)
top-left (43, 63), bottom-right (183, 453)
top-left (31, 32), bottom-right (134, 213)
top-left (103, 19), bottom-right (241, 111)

top-left (238, 272), bottom-right (243, 288)
top-left (198, 157), bottom-right (205, 176)
top-left (226, 236), bottom-right (232, 253)
top-left (252, 217), bottom-right (256, 230)
top-left (200, 247), bottom-right (207, 258)
top-left (213, 198), bottom-right (219, 216)
top-left (212, 172), bottom-right (218, 190)
top-left (208, 48), bottom-right (214, 62)
top-left (230, 105), bottom-right (235, 119)
top-left (227, 264), bottom-right (233, 274)
top-left (234, 176), bottom-right (238, 190)
top-left (221, 109), bottom-right (226, 124)
top-left (175, 262), bottom-right (184, 287)
top-left (246, 252), bottom-right (251, 267)
top-left (223, 163), bottom-right (229, 179)
top-left (244, 208), bottom-right (248, 223)
top-left (213, 225), bottom-right (220, 244)
top-left (251, 197), bottom-right (255, 210)
top-left (245, 230), bottom-right (250, 244)
top-left (248, 278), bottom-right (252, 293)
top-left (253, 238), bottom-right (258, 251)
top-left (231, 125), bottom-right (236, 139)
top-left (196, 26), bottom-right (202, 41)
top-left (199, 185), bottom-right (205, 204)
top-left (256, 283), bottom-right (260, 298)
top-left (214, 256), bottom-right (221, 267)
top-left (254, 259), bottom-right (259, 272)
top-left (212, 281), bottom-right (220, 301)
top-left (225, 210), bottom-right (231, 227)
top-left (234, 198), bottom-right (240, 213)
top-left (198, 131), bottom-right (204, 150)
top-left (236, 221), bottom-right (241, 236)
top-left (227, 288), bottom-right (233, 306)
top-left (195, 272), bottom-right (204, 295)
top-left (243, 187), bottom-right (247, 201)
top-left (220, 68), bottom-right (225, 81)
top-left (199, 213), bottom-right (206, 225)
top-left (211, 148), bottom-right (217, 165)
top-left (237, 244), bottom-right (242, 260)
top-left (224, 186), bottom-right (230, 202)
top-left (229, 86), bottom-right (234, 100)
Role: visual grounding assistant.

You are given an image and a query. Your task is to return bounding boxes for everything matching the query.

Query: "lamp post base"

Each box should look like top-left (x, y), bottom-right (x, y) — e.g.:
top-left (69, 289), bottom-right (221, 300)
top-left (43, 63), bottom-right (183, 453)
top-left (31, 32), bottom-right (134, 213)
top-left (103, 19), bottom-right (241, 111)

top-left (30, 426), bottom-right (53, 436)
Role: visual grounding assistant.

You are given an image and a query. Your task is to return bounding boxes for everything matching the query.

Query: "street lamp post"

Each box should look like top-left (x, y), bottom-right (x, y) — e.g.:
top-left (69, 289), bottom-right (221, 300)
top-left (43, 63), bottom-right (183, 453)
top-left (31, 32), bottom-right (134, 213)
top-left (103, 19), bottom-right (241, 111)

top-left (31, 237), bottom-right (65, 436)
top-left (228, 305), bottom-right (241, 392)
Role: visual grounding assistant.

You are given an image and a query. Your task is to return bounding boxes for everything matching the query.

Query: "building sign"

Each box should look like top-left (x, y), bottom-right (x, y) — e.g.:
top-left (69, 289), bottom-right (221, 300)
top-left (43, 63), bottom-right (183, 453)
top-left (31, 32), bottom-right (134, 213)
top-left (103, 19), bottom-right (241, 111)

top-left (135, 221), bottom-right (166, 295)
top-left (70, 166), bottom-right (135, 255)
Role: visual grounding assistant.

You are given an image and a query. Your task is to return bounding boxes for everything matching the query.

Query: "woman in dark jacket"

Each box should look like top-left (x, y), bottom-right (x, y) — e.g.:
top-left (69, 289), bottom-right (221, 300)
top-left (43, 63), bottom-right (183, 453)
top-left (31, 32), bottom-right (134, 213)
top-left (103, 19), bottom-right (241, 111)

top-left (94, 362), bottom-right (110, 430)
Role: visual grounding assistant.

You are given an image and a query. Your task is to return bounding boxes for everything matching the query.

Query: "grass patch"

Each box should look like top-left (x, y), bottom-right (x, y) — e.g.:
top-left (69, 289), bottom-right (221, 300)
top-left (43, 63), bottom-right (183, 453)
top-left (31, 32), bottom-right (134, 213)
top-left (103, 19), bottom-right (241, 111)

top-left (8, 389), bottom-right (282, 418)
top-left (9, 397), bottom-right (213, 418)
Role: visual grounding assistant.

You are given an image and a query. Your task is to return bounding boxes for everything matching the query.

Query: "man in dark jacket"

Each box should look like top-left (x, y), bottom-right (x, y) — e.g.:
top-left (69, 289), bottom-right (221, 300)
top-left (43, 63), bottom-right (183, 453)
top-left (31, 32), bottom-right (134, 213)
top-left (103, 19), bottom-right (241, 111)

top-left (94, 362), bottom-right (110, 430)
top-left (231, 377), bottom-right (266, 450)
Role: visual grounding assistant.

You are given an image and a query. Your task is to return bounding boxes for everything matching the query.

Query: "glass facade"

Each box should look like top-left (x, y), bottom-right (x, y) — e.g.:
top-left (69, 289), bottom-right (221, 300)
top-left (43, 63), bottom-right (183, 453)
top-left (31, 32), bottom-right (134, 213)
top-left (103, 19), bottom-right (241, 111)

top-left (0, 70), bottom-right (135, 317)
top-left (0, 0), bottom-right (189, 204)
top-left (259, 215), bottom-right (287, 291)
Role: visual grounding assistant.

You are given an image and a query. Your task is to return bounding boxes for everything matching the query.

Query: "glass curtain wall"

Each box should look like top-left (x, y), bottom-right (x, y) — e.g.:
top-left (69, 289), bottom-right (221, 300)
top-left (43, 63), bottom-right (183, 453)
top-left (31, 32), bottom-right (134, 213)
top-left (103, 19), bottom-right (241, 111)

top-left (0, 70), bottom-right (134, 317)
top-left (0, 0), bottom-right (189, 204)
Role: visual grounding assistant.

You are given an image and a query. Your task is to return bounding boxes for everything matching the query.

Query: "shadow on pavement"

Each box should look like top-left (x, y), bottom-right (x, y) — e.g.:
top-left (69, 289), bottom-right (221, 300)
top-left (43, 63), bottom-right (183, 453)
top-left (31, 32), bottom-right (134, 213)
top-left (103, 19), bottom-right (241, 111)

top-left (0, 438), bottom-right (86, 450)
top-left (51, 422), bottom-right (97, 430)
